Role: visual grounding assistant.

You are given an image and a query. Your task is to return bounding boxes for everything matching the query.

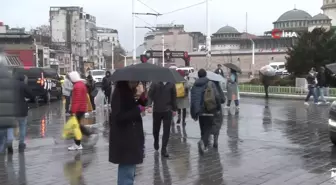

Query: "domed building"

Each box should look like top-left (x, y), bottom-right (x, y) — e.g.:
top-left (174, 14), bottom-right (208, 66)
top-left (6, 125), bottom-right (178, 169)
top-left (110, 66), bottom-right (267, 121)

top-left (211, 8), bottom-right (332, 52)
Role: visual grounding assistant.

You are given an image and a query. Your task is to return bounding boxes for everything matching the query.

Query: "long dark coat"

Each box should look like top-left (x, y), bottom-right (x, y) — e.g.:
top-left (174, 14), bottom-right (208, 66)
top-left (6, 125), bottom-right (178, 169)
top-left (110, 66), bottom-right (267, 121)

top-left (109, 82), bottom-right (146, 165)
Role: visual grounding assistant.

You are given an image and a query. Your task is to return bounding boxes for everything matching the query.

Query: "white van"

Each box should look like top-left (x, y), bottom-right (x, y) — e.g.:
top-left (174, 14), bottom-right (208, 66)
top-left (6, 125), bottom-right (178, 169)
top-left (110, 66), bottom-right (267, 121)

top-left (176, 67), bottom-right (195, 75)
top-left (269, 62), bottom-right (288, 75)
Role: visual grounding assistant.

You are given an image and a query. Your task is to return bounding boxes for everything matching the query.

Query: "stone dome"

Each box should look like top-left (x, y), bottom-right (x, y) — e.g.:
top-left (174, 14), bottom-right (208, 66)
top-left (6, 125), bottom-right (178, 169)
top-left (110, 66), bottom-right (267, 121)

top-left (276, 8), bottom-right (312, 22)
top-left (216, 25), bottom-right (239, 33)
top-left (312, 13), bottom-right (330, 20)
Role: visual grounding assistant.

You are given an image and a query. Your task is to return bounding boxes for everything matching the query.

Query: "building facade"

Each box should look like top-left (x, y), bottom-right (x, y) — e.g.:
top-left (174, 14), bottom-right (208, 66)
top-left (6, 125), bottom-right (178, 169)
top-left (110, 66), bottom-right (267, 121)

top-left (49, 6), bottom-right (103, 73)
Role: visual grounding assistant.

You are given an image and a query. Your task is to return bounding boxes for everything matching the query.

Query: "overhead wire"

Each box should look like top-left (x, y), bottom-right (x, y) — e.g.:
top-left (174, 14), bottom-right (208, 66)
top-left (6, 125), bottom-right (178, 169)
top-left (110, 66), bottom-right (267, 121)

top-left (135, 15), bottom-right (155, 27)
top-left (137, 0), bottom-right (161, 15)
top-left (161, 1), bottom-right (207, 15)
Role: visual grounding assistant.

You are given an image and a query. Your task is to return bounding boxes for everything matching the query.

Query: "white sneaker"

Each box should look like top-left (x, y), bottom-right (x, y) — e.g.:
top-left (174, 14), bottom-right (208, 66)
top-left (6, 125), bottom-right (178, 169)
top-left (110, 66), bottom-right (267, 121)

top-left (314, 102), bottom-right (321, 105)
top-left (85, 113), bottom-right (90, 117)
top-left (68, 144), bottom-right (83, 151)
top-left (304, 102), bottom-right (309, 106)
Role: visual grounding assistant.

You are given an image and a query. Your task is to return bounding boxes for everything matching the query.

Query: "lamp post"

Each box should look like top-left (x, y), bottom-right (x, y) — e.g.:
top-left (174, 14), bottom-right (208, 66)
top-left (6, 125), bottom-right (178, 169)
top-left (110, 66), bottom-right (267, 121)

top-left (249, 38), bottom-right (255, 77)
top-left (34, 38), bottom-right (39, 67)
top-left (205, 0), bottom-right (211, 69)
top-left (162, 35), bottom-right (165, 67)
top-left (120, 53), bottom-right (127, 67)
top-left (132, 0), bottom-right (136, 64)
top-left (111, 41), bottom-right (115, 70)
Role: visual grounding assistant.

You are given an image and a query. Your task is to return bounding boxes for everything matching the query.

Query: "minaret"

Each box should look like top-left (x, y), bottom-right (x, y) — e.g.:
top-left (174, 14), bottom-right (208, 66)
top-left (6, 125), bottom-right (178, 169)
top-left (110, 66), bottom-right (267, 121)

top-left (322, 0), bottom-right (336, 25)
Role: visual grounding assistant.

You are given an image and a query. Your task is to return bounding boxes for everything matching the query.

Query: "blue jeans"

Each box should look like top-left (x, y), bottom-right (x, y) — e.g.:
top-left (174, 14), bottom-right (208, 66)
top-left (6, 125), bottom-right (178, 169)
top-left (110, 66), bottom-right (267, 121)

top-left (305, 85), bottom-right (318, 103)
top-left (7, 117), bottom-right (27, 145)
top-left (317, 87), bottom-right (327, 102)
top-left (118, 164), bottom-right (136, 185)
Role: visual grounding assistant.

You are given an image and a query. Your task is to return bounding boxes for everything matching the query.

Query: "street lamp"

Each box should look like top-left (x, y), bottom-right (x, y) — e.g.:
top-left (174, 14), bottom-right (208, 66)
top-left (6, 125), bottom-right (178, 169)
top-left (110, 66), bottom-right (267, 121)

top-left (120, 53), bottom-right (127, 67)
top-left (162, 35), bottom-right (165, 67)
top-left (249, 38), bottom-right (255, 77)
top-left (111, 41), bottom-right (115, 71)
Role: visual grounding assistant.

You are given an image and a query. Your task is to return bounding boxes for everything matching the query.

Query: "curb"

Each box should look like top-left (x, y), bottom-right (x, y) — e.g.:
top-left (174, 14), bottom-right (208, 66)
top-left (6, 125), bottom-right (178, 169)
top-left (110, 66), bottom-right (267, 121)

top-left (238, 92), bottom-right (336, 101)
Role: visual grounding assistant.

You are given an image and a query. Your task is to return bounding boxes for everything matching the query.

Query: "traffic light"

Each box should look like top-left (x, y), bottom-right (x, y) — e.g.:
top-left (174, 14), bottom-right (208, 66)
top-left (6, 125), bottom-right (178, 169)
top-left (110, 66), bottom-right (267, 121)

top-left (140, 54), bottom-right (149, 63)
top-left (183, 52), bottom-right (190, 66)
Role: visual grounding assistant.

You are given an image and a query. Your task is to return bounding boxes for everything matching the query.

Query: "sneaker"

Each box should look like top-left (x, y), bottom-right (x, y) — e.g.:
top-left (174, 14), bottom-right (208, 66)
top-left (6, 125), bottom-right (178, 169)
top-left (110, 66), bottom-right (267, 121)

top-left (224, 106), bottom-right (230, 109)
top-left (68, 144), bottom-right (83, 151)
top-left (314, 102), bottom-right (321, 105)
top-left (236, 106), bottom-right (240, 110)
top-left (304, 102), bottom-right (309, 106)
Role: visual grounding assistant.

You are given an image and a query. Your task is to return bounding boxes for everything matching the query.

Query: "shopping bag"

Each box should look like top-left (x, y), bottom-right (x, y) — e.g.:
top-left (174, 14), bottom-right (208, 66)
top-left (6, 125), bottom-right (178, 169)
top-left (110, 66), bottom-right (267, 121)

top-left (87, 94), bottom-right (93, 112)
top-left (62, 116), bottom-right (82, 140)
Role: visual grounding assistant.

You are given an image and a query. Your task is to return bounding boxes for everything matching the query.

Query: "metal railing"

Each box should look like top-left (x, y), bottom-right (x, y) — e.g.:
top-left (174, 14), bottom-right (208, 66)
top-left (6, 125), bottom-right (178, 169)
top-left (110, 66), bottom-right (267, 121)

top-left (238, 84), bottom-right (336, 97)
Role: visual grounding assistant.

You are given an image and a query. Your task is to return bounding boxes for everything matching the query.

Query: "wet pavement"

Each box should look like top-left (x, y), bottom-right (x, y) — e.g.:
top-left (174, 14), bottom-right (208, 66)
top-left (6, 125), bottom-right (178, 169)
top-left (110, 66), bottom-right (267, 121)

top-left (1, 97), bottom-right (336, 184)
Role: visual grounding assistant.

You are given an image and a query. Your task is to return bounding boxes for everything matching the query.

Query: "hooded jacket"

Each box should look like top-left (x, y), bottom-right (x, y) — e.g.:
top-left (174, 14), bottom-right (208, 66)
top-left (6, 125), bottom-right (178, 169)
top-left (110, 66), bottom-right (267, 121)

top-left (15, 74), bottom-right (34, 117)
top-left (0, 64), bottom-right (22, 128)
top-left (190, 77), bottom-right (221, 119)
top-left (102, 71), bottom-right (112, 95)
top-left (69, 71), bottom-right (88, 113)
top-left (62, 77), bottom-right (73, 96)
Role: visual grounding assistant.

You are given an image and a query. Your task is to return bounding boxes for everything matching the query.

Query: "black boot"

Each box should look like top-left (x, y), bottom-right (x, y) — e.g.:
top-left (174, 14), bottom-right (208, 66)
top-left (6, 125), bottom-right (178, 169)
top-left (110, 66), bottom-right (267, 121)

top-left (7, 144), bottom-right (13, 154)
top-left (176, 114), bottom-right (181, 124)
top-left (213, 135), bottom-right (219, 149)
top-left (154, 140), bottom-right (159, 151)
top-left (18, 143), bottom-right (26, 153)
top-left (161, 148), bottom-right (169, 158)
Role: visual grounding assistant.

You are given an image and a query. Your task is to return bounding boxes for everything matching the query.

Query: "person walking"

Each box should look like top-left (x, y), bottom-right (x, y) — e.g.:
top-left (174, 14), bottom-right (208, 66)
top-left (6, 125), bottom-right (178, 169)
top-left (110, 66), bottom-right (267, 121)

top-left (226, 69), bottom-right (240, 109)
top-left (190, 69), bottom-right (221, 153)
top-left (109, 81), bottom-right (147, 185)
top-left (67, 71), bottom-right (91, 151)
top-left (102, 71), bottom-right (112, 104)
top-left (316, 66), bottom-right (329, 104)
top-left (214, 64), bottom-right (224, 77)
top-left (6, 74), bottom-right (35, 153)
top-left (0, 51), bottom-right (21, 154)
top-left (62, 74), bottom-right (73, 115)
top-left (212, 80), bottom-right (225, 148)
top-left (148, 81), bottom-right (177, 157)
top-left (304, 67), bottom-right (319, 105)
top-left (176, 70), bottom-right (191, 126)
top-left (86, 75), bottom-right (96, 112)
top-left (260, 72), bottom-right (271, 99)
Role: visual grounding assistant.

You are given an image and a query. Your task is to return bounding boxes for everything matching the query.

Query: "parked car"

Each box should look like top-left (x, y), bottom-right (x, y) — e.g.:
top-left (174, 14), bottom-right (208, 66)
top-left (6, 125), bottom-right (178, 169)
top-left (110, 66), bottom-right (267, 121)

top-left (88, 69), bottom-right (105, 86)
top-left (11, 67), bottom-right (62, 103)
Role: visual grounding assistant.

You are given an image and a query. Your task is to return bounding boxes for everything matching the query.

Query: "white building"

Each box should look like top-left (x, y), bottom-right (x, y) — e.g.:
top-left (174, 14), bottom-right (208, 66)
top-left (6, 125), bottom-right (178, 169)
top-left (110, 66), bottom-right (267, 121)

top-left (97, 27), bottom-right (119, 46)
top-left (49, 6), bottom-right (103, 72)
top-left (322, 0), bottom-right (336, 26)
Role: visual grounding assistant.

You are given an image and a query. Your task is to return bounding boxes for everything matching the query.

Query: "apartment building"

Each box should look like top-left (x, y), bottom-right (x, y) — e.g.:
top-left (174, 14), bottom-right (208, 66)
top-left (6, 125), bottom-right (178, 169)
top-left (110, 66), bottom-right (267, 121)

top-left (49, 6), bottom-right (104, 73)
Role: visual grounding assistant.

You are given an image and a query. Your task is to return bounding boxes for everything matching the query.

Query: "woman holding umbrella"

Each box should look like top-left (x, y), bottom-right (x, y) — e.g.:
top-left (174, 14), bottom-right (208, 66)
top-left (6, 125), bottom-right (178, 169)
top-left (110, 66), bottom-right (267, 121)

top-left (109, 81), bottom-right (147, 185)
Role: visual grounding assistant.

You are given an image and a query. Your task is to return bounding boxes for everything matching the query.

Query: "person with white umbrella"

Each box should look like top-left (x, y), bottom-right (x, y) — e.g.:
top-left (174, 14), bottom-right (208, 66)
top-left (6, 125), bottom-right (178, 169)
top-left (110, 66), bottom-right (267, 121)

top-left (259, 65), bottom-right (276, 99)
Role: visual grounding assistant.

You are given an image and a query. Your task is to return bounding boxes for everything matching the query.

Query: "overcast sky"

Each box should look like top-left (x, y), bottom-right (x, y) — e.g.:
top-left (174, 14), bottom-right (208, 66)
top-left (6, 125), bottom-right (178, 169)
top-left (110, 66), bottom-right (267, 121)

top-left (1, 0), bottom-right (322, 51)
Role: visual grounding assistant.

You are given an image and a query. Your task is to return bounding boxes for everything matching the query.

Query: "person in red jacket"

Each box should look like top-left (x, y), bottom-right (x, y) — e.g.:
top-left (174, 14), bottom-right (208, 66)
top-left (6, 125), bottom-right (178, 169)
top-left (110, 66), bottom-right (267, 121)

top-left (68, 71), bottom-right (91, 150)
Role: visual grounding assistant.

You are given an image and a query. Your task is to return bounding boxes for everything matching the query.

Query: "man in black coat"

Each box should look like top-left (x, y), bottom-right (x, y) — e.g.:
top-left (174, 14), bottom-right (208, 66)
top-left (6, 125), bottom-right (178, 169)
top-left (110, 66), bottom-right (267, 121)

top-left (0, 59), bottom-right (23, 153)
top-left (102, 71), bottom-right (112, 104)
top-left (214, 64), bottom-right (224, 77)
top-left (148, 82), bottom-right (177, 157)
top-left (6, 74), bottom-right (34, 153)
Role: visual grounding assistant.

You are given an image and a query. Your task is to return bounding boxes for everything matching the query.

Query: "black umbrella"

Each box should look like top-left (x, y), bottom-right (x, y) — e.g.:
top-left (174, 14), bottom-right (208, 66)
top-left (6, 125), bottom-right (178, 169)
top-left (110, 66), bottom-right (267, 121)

top-left (326, 63), bottom-right (336, 74)
top-left (223, 63), bottom-right (242, 73)
top-left (110, 63), bottom-right (185, 82)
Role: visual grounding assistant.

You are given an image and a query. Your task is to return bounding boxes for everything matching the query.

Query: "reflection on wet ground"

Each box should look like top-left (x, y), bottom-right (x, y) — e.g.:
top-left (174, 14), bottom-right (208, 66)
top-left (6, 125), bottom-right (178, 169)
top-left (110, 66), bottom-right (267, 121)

top-left (1, 98), bottom-right (336, 184)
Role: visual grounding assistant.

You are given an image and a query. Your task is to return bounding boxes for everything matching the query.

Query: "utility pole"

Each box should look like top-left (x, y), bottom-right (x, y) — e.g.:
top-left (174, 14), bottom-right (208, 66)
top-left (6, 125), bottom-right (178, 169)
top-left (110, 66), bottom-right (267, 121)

top-left (132, 0), bottom-right (162, 64)
top-left (111, 41), bottom-right (115, 70)
top-left (34, 38), bottom-right (39, 67)
top-left (162, 35), bottom-right (165, 67)
top-left (132, 0), bottom-right (136, 65)
top-left (205, 0), bottom-right (211, 69)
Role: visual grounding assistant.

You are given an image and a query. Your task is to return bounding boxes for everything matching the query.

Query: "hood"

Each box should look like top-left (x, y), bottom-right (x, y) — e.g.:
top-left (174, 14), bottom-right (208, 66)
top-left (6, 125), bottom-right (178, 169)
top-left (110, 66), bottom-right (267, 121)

top-left (194, 77), bottom-right (209, 87)
top-left (105, 71), bottom-right (111, 76)
top-left (68, 71), bottom-right (82, 83)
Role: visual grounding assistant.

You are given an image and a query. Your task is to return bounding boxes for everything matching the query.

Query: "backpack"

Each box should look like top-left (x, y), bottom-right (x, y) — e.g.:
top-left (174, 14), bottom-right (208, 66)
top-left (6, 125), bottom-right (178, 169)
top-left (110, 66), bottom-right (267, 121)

top-left (203, 81), bottom-right (217, 112)
top-left (176, 83), bottom-right (185, 98)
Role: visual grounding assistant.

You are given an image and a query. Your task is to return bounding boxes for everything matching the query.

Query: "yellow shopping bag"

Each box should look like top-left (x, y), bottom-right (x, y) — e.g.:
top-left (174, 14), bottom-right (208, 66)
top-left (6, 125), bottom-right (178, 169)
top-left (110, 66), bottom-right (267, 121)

top-left (62, 116), bottom-right (82, 140)
top-left (87, 93), bottom-right (93, 112)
